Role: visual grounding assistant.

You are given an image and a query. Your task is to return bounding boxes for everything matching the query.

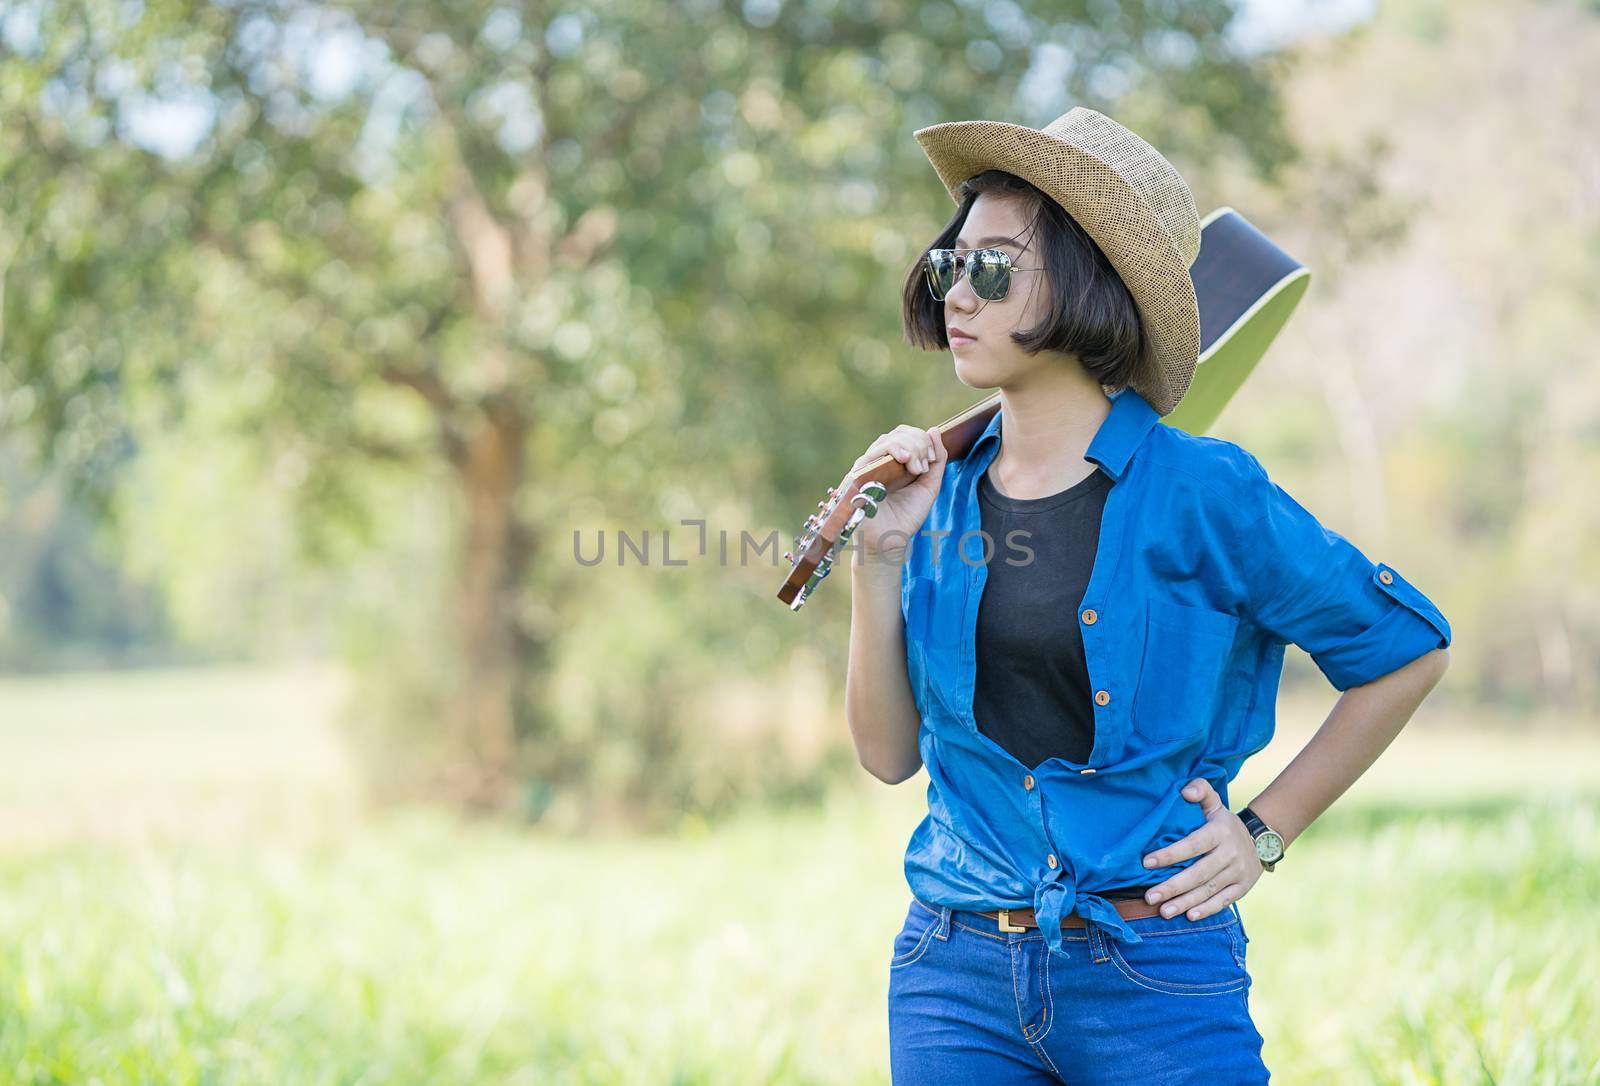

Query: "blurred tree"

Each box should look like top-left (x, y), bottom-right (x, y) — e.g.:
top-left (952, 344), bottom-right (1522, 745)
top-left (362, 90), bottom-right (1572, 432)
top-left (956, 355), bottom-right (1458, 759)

top-left (0, 0), bottom-right (1297, 815)
top-left (0, 443), bottom-right (189, 670)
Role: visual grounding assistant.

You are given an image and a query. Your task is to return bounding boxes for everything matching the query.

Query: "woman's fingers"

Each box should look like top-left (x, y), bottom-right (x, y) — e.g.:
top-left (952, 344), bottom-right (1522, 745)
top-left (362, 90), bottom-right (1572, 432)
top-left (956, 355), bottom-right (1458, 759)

top-left (1142, 820), bottom-right (1223, 869)
top-left (896, 426), bottom-right (934, 467)
top-left (856, 425), bottom-right (939, 477)
top-left (1144, 850), bottom-right (1229, 910)
top-left (1150, 842), bottom-right (1261, 920)
top-left (856, 432), bottom-right (901, 472)
top-left (1167, 879), bottom-right (1246, 922)
top-left (887, 426), bottom-right (935, 475)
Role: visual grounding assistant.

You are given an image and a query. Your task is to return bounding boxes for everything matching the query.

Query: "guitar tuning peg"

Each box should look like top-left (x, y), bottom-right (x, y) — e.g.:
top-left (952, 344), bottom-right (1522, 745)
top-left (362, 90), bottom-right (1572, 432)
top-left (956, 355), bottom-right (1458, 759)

top-left (783, 550), bottom-right (793, 563)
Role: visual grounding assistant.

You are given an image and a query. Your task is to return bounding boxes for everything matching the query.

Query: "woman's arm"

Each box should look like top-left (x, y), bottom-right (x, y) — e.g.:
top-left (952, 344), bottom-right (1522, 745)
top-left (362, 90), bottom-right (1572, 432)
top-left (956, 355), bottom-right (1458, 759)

top-left (841, 424), bottom-right (947, 785)
top-left (1243, 645), bottom-right (1449, 849)
top-left (1138, 643), bottom-right (1450, 922)
top-left (1137, 446), bottom-right (1456, 920)
top-left (845, 559), bottom-right (924, 784)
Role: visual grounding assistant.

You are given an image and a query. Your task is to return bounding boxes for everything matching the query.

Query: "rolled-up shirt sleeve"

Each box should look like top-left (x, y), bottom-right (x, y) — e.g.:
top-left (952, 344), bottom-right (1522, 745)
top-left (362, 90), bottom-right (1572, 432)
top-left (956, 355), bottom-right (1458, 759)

top-left (1235, 456), bottom-right (1452, 690)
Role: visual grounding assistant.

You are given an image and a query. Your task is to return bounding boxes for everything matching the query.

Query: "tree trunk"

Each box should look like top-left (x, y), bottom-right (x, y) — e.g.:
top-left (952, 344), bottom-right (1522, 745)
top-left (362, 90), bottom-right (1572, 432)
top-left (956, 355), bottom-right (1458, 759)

top-left (448, 396), bottom-right (529, 812)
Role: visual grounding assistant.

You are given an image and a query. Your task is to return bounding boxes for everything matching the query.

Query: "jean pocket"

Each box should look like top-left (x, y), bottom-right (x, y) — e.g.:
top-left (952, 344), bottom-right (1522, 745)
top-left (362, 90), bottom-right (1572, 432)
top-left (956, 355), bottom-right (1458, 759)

top-left (1106, 914), bottom-right (1248, 996)
top-left (889, 898), bottom-right (942, 970)
top-left (1131, 599), bottom-right (1240, 746)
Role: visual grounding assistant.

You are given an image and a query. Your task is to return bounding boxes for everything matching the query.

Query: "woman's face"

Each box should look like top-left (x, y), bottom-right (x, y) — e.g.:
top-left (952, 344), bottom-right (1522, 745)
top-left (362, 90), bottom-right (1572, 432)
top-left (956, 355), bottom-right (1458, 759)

top-left (941, 193), bottom-right (1054, 390)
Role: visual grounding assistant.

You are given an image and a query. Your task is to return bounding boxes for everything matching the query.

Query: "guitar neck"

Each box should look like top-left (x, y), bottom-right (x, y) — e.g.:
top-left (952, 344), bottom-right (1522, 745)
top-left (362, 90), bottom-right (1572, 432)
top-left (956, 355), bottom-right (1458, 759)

top-left (852, 392), bottom-right (1003, 481)
top-left (932, 392), bottom-right (1003, 461)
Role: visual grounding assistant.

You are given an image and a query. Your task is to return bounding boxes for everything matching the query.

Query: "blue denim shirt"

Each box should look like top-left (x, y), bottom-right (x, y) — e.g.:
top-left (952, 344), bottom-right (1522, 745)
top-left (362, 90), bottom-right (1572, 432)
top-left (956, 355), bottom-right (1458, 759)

top-left (899, 385), bottom-right (1451, 959)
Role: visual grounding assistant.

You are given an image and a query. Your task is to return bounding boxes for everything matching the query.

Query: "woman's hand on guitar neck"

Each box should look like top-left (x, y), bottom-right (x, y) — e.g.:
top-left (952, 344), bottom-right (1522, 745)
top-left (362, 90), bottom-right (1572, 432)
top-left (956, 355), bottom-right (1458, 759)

top-left (849, 424), bottom-right (947, 566)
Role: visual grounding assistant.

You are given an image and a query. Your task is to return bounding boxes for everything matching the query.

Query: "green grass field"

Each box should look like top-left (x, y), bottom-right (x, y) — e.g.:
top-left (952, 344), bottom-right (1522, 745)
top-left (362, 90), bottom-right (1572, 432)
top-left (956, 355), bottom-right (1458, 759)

top-left (1, 666), bottom-right (1596, 1084)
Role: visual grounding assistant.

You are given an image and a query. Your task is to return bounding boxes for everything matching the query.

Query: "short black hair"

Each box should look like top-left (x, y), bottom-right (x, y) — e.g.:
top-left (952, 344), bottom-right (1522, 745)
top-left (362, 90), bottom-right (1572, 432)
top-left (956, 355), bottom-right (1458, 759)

top-left (901, 169), bottom-right (1145, 393)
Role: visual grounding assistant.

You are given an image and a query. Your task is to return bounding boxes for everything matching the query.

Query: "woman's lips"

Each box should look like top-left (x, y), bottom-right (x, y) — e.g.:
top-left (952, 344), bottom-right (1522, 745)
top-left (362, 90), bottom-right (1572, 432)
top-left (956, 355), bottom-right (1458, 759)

top-left (948, 330), bottom-right (976, 347)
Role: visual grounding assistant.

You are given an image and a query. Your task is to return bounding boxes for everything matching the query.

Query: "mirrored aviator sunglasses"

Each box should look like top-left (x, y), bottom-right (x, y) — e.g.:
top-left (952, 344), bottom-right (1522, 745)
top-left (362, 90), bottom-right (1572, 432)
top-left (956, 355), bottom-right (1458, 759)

top-left (923, 247), bottom-right (1043, 302)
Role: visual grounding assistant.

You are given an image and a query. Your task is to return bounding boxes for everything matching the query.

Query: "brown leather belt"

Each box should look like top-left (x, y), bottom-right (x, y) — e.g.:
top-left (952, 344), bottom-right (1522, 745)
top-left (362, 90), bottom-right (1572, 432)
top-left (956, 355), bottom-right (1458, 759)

top-left (975, 896), bottom-right (1163, 932)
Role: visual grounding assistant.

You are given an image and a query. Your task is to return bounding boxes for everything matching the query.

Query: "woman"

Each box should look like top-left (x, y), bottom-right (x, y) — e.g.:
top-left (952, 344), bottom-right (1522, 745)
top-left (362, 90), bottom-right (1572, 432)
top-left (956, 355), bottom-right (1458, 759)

top-left (843, 107), bottom-right (1453, 1083)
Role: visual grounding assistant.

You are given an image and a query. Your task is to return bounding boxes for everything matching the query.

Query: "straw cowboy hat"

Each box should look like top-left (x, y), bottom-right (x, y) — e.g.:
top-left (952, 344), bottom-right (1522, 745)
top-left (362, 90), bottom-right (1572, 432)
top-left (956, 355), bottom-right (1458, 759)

top-left (914, 106), bottom-right (1202, 416)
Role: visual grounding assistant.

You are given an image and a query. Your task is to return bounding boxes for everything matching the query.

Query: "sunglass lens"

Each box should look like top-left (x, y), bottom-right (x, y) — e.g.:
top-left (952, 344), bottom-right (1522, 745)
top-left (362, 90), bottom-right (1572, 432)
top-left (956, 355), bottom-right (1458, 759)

top-left (926, 250), bottom-right (956, 299)
top-left (969, 249), bottom-right (1011, 300)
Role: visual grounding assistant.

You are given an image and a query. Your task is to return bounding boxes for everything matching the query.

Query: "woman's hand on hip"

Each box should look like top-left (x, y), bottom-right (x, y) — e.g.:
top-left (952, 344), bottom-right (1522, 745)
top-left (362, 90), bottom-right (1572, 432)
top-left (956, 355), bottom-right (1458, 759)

top-left (1137, 778), bottom-right (1263, 921)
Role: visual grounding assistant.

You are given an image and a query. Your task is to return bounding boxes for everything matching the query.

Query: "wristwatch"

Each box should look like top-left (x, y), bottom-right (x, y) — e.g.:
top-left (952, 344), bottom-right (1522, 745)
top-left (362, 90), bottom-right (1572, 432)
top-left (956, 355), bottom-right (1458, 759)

top-left (1237, 806), bottom-right (1286, 872)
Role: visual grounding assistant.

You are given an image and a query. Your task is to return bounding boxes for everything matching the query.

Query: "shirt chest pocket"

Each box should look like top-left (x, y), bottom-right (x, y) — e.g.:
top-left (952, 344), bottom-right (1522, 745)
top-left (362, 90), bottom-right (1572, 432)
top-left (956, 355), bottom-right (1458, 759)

top-left (1131, 599), bottom-right (1241, 746)
top-left (904, 573), bottom-right (964, 717)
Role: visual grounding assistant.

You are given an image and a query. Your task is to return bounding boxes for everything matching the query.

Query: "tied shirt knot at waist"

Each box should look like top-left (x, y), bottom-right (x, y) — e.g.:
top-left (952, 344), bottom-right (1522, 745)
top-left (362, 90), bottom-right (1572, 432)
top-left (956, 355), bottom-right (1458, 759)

top-left (1033, 879), bottom-right (1144, 958)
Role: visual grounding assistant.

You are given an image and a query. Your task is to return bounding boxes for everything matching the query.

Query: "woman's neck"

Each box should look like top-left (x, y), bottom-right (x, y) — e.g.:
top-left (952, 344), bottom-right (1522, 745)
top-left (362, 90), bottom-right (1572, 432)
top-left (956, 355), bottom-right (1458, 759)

top-left (987, 377), bottom-right (1112, 500)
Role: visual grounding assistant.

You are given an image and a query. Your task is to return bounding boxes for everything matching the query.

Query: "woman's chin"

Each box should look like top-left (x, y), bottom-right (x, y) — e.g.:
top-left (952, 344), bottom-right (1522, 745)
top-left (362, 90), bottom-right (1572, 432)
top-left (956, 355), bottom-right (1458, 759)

top-left (952, 353), bottom-right (1007, 389)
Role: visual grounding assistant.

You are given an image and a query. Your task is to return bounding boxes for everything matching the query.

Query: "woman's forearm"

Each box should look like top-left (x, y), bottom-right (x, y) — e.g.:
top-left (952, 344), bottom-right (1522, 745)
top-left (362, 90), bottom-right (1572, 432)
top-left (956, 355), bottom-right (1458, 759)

top-left (844, 558), bottom-right (925, 784)
top-left (1246, 647), bottom-right (1451, 848)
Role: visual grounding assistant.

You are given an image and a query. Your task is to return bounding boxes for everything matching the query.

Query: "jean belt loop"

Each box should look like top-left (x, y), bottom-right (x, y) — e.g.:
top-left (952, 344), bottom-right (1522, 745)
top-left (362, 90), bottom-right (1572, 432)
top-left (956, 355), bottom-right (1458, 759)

top-left (1086, 917), bottom-right (1111, 963)
top-left (936, 905), bottom-right (953, 940)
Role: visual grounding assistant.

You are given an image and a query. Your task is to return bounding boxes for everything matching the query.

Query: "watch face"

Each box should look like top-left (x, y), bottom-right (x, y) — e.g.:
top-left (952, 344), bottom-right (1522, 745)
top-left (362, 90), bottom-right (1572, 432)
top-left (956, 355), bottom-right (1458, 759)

top-left (1255, 830), bottom-right (1285, 863)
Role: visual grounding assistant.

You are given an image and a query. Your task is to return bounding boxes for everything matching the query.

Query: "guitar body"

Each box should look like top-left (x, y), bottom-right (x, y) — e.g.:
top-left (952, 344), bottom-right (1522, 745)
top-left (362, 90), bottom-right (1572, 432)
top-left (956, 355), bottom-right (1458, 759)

top-left (1164, 207), bottom-right (1312, 436)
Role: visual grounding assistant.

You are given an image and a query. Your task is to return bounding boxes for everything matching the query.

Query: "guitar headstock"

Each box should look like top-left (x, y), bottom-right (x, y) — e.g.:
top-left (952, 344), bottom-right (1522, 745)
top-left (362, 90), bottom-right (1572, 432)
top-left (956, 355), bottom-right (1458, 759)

top-left (776, 474), bottom-right (890, 611)
top-left (775, 392), bottom-right (1001, 612)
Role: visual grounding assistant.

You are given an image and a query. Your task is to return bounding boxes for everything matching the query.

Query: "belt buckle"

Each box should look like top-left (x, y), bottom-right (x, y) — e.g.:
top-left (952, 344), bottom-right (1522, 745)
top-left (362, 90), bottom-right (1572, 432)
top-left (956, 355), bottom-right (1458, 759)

top-left (996, 908), bottom-right (1026, 933)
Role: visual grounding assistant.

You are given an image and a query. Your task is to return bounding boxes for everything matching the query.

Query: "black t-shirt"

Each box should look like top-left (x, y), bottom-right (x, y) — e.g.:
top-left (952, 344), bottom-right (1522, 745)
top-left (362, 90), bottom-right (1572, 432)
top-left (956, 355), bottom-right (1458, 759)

top-left (973, 462), bottom-right (1111, 769)
top-left (973, 463), bottom-right (1159, 902)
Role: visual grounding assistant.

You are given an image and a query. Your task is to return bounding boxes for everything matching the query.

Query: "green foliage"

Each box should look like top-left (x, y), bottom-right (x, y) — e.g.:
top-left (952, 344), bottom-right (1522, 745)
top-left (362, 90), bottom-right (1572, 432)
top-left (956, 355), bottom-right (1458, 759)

top-left (1, 0), bottom-right (1298, 818)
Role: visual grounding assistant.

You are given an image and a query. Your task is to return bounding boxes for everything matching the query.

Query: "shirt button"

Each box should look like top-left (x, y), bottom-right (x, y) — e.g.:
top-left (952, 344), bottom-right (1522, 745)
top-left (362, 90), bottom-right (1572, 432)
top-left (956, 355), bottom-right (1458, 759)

top-left (1023, 774), bottom-right (1035, 790)
top-left (1094, 689), bottom-right (1110, 706)
top-left (1379, 569), bottom-right (1394, 584)
top-left (1081, 608), bottom-right (1097, 625)
top-left (1047, 853), bottom-right (1058, 868)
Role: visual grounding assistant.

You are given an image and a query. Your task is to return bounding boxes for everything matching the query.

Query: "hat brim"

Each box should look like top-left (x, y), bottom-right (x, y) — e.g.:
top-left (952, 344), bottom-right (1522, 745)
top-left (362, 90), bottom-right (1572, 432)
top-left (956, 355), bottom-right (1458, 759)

top-left (914, 119), bottom-right (1200, 415)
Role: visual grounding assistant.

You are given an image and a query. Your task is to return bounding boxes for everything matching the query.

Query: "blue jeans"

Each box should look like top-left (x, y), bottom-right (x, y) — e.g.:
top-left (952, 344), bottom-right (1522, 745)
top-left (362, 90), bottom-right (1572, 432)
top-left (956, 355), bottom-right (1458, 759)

top-left (887, 897), bottom-right (1270, 1083)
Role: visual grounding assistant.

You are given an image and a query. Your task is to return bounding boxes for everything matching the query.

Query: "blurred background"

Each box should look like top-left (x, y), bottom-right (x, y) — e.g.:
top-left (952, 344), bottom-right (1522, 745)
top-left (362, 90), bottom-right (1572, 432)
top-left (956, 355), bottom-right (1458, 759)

top-left (2, 0), bottom-right (1598, 1081)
